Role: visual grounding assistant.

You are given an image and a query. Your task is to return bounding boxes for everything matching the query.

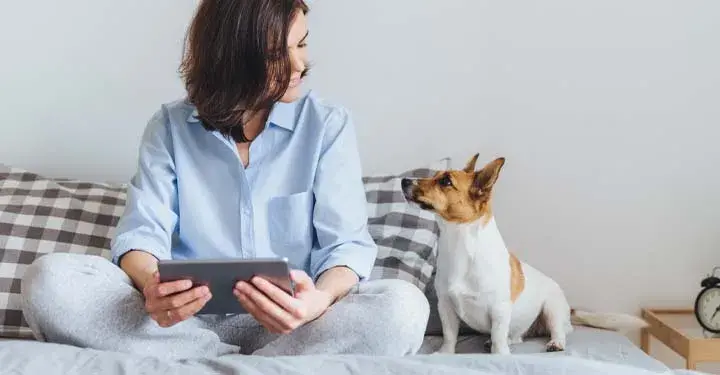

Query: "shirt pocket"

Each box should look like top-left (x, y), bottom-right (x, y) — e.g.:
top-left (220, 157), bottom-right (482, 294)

top-left (267, 191), bottom-right (314, 254)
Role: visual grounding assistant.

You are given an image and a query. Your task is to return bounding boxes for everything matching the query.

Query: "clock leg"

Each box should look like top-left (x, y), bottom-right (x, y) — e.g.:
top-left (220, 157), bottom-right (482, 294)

top-left (640, 328), bottom-right (650, 354)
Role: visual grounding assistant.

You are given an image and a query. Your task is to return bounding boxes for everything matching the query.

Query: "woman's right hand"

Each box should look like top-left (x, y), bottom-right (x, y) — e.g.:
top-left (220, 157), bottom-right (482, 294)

top-left (141, 271), bottom-right (212, 327)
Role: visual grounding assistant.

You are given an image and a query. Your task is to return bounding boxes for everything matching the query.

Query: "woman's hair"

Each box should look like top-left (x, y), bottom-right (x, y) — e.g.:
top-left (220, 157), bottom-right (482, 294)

top-left (179, 0), bottom-right (309, 142)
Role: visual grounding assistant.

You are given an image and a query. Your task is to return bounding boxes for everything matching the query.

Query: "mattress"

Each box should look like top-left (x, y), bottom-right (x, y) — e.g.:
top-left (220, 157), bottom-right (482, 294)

top-left (419, 326), bottom-right (669, 372)
top-left (0, 329), bottom-right (706, 375)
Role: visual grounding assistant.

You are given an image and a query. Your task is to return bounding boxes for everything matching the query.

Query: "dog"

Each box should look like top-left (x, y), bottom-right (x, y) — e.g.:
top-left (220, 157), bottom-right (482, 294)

top-left (401, 154), bottom-right (648, 355)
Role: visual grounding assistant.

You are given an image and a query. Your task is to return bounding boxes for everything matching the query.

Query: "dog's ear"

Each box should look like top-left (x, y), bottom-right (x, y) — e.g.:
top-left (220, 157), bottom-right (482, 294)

top-left (463, 153), bottom-right (480, 173)
top-left (471, 157), bottom-right (505, 196)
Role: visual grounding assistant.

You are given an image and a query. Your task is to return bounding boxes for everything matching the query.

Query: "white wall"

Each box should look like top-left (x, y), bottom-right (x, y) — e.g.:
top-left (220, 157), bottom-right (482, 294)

top-left (1, 0), bottom-right (720, 370)
top-left (0, 0), bottom-right (197, 181)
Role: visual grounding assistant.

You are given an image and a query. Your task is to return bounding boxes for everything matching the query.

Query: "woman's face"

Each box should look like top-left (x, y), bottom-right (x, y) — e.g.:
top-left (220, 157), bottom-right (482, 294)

top-left (278, 10), bottom-right (309, 103)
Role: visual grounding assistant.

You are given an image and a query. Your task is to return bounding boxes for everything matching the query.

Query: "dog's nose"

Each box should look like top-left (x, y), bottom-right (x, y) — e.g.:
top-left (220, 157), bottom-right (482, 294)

top-left (401, 178), bottom-right (412, 189)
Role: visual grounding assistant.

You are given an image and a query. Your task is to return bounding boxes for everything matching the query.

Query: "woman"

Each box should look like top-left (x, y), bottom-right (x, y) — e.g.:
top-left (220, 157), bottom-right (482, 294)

top-left (20, 0), bottom-right (429, 359)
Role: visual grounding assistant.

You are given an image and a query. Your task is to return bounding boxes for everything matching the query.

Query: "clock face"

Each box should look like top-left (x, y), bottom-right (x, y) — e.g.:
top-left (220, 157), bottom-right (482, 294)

top-left (696, 287), bottom-right (720, 332)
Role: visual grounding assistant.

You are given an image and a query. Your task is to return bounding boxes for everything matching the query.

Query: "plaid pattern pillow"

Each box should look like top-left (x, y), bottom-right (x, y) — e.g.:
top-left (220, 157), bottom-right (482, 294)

top-left (0, 159), bottom-right (449, 339)
top-left (0, 165), bottom-right (126, 338)
top-left (364, 158), bottom-right (449, 293)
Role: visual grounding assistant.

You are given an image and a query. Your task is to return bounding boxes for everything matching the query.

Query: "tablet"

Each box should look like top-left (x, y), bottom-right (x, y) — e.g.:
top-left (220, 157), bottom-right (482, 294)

top-left (157, 257), bottom-right (294, 315)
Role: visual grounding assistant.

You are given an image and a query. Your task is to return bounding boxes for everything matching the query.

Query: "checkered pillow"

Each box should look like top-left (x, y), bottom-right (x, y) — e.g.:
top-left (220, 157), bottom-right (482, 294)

top-left (0, 165), bottom-right (126, 338)
top-left (364, 158), bottom-right (449, 293)
top-left (0, 159), bottom-right (449, 339)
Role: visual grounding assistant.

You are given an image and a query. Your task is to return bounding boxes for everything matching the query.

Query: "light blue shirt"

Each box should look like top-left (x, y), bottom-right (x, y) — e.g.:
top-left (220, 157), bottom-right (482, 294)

top-left (110, 90), bottom-right (378, 281)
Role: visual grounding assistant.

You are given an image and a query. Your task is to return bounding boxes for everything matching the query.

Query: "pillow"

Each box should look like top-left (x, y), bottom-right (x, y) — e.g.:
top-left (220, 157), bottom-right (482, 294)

top-left (0, 165), bottom-right (126, 338)
top-left (363, 158), bottom-right (449, 294)
top-left (0, 158), bottom-right (451, 339)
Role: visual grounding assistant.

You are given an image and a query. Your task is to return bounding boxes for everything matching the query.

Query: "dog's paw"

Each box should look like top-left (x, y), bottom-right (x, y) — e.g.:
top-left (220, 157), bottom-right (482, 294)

top-left (491, 343), bottom-right (511, 355)
top-left (434, 344), bottom-right (456, 355)
top-left (484, 339), bottom-right (512, 354)
top-left (492, 346), bottom-right (511, 355)
top-left (509, 336), bottom-right (523, 345)
top-left (545, 340), bottom-right (566, 352)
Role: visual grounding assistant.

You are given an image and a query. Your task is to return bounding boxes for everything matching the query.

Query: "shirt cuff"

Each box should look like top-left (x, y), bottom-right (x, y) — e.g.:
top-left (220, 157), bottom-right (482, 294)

top-left (110, 235), bottom-right (170, 266)
top-left (312, 245), bottom-right (377, 283)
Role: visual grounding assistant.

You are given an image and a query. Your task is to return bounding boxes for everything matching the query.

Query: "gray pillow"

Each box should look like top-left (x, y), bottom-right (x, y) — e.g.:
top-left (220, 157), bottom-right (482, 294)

top-left (363, 158), bottom-right (449, 294)
top-left (0, 165), bottom-right (125, 339)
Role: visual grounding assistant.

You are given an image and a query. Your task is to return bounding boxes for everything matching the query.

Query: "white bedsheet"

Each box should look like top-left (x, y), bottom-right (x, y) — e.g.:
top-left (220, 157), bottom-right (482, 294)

top-left (0, 327), bottom-right (709, 375)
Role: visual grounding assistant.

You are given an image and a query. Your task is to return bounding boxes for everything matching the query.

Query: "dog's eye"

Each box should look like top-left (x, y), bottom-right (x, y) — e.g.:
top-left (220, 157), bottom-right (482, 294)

top-left (439, 174), bottom-right (453, 187)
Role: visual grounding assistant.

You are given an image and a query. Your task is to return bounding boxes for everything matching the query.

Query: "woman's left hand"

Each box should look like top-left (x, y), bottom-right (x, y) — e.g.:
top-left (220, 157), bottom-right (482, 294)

top-left (234, 270), bottom-right (334, 334)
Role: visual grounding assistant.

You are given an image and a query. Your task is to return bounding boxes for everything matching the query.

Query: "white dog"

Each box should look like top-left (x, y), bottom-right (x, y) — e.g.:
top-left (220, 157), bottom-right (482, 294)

top-left (401, 154), bottom-right (647, 354)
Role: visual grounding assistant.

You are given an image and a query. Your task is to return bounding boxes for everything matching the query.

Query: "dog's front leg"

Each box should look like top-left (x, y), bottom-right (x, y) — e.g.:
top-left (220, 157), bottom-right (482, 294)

top-left (489, 302), bottom-right (512, 355)
top-left (435, 294), bottom-right (460, 354)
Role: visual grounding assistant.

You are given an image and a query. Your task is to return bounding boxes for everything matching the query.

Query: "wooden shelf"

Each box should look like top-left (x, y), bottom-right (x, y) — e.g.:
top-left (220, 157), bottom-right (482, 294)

top-left (642, 308), bottom-right (720, 370)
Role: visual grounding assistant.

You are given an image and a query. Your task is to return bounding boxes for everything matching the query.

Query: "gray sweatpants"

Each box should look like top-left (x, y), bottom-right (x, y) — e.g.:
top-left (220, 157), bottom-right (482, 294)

top-left (20, 253), bottom-right (430, 360)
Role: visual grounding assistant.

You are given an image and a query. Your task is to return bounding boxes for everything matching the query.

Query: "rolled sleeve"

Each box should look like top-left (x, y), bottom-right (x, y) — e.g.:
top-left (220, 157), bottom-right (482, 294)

top-left (110, 107), bottom-right (179, 264)
top-left (309, 108), bottom-right (378, 282)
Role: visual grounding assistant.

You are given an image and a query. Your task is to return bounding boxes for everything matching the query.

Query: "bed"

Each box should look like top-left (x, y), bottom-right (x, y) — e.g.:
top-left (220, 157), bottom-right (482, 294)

top-left (0, 161), bottom-right (705, 374)
top-left (418, 327), bottom-right (669, 369)
top-left (0, 331), bottom-right (703, 374)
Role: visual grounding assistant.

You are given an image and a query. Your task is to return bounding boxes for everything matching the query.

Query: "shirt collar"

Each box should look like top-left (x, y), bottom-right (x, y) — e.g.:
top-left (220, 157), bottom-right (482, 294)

top-left (266, 99), bottom-right (299, 131)
top-left (186, 93), bottom-right (305, 132)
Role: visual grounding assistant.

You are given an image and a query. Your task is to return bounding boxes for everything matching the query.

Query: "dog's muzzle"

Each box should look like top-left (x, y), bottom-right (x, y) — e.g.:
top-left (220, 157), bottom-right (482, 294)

top-left (401, 178), bottom-right (434, 211)
top-left (400, 178), bottom-right (415, 201)
top-left (400, 178), bottom-right (415, 202)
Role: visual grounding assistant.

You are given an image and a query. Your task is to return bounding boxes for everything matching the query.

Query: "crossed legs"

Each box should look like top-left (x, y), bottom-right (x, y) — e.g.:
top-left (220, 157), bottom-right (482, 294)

top-left (21, 253), bottom-right (430, 360)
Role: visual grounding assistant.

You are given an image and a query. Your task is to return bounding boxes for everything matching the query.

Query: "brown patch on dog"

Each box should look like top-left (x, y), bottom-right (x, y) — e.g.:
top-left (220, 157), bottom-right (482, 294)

top-left (405, 155), bottom-right (505, 224)
top-left (509, 253), bottom-right (525, 302)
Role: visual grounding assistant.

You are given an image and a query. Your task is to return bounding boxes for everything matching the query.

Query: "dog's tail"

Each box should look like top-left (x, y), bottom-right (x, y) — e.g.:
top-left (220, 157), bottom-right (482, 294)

top-left (570, 308), bottom-right (648, 332)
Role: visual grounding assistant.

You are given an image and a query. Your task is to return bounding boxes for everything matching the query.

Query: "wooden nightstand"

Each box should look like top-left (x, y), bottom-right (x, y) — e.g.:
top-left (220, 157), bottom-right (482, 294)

top-left (642, 308), bottom-right (720, 370)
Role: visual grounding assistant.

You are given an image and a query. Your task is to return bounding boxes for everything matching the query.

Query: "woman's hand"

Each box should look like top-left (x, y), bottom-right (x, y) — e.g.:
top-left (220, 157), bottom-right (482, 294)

top-left (142, 271), bottom-right (212, 327)
top-left (234, 270), bottom-right (334, 334)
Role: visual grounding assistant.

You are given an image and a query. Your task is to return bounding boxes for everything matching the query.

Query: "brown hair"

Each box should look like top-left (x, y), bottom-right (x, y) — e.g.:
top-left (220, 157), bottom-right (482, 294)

top-left (179, 0), bottom-right (309, 142)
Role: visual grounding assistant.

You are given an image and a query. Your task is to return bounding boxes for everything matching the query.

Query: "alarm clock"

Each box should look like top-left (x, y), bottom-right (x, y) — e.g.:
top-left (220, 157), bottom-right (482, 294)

top-left (694, 266), bottom-right (720, 337)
